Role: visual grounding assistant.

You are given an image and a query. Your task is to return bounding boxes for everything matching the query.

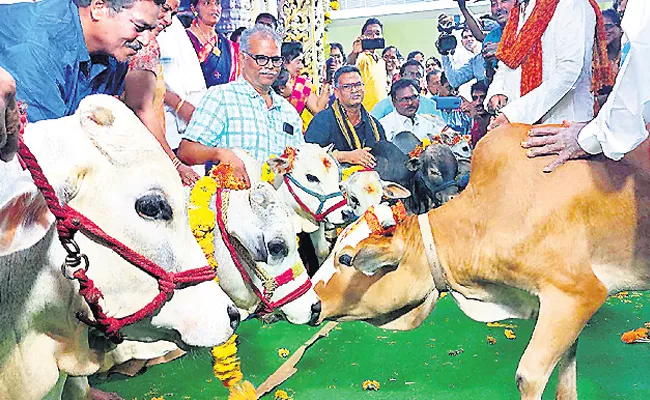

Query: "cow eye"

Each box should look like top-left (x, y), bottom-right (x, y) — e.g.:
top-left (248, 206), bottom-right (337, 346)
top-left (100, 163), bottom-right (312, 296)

top-left (135, 193), bottom-right (173, 221)
top-left (349, 196), bottom-right (360, 206)
top-left (306, 174), bottom-right (320, 183)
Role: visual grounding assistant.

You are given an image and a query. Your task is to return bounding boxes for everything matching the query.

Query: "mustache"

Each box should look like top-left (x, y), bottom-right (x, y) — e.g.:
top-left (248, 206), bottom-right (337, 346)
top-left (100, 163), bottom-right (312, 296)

top-left (125, 40), bottom-right (143, 52)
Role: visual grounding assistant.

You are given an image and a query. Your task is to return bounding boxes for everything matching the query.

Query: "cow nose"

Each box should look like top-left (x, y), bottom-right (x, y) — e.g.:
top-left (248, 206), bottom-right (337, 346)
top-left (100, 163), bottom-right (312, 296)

top-left (342, 209), bottom-right (356, 222)
top-left (227, 305), bottom-right (241, 332)
top-left (308, 301), bottom-right (321, 326)
top-left (268, 239), bottom-right (288, 258)
top-left (339, 254), bottom-right (353, 266)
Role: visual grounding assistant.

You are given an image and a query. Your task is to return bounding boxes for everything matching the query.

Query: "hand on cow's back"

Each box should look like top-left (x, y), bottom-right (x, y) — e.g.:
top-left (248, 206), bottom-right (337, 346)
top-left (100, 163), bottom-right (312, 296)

top-left (0, 67), bottom-right (18, 162)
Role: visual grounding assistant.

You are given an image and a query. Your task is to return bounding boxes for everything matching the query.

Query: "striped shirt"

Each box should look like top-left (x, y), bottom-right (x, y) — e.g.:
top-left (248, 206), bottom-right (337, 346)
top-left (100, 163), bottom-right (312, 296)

top-left (183, 77), bottom-right (304, 161)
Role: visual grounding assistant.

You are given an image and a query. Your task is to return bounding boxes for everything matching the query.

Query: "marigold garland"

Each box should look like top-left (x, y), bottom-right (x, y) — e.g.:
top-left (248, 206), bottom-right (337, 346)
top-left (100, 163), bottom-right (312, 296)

top-left (188, 165), bottom-right (256, 400)
top-left (409, 137), bottom-right (432, 158)
top-left (621, 327), bottom-right (650, 344)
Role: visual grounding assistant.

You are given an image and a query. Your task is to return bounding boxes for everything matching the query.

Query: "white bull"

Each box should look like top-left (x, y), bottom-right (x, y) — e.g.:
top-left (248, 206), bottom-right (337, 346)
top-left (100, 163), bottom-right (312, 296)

top-left (0, 95), bottom-right (238, 400)
top-left (210, 152), bottom-right (321, 324)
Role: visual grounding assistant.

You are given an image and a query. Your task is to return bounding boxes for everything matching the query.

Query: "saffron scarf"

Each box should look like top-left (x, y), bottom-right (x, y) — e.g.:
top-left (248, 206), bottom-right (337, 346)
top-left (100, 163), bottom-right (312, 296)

top-left (332, 100), bottom-right (380, 151)
top-left (496, 0), bottom-right (613, 96)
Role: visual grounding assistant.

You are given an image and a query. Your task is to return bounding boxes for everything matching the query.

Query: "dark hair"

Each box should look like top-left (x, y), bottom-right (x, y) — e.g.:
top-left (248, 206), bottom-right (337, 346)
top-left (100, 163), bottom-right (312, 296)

top-left (426, 69), bottom-right (442, 84)
top-left (361, 18), bottom-right (383, 35)
top-left (399, 59), bottom-right (423, 76)
top-left (77, 0), bottom-right (165, 11)
top-left (602, 8), bottom-right (621, 27)
top-left (407, 50), bottom-right (424, 60)
top-left (390, 79), bottom-right (420, 100)
top-left (272, 67), bottom-right (291, 95)
top-left (333, 65), bottom-right (362, 87)
top-left (461, 27), bottom-right (473, 37)
top-left (255, 12), bottom-right (278, 29)
top-left (471, 81), bottom-right (488, 94)
top-left (330, 42), bottom-right (344, 56)
top-left (281, 41), bottom-right (303, 62)
top-left (425, 56), bottom-right (442, 69)
top-left (382, 45), bottom-right (402, 59)
top-left (230, 27), bottom-right (247, 43)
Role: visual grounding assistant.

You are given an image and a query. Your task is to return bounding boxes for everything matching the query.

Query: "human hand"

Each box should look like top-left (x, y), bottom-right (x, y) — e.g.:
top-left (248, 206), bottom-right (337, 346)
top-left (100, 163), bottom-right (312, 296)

top-left (487, 94), bottom-right (507, 114)
top-left (345, 148), bottom-right (376, 169)
top-left (177, 163), bottom-right (200, 187)
top-left (481, 42), bottom-right (499, 58)
top-left (0, 67), bottom-right (18, 162)
top-left (352, 35), bottom-right (365, 55)
top-left (522, 122), bottom-right (590, 173)
top-left (460, 99), bottom-right (475, 117)
top-left (218, 149), bottom-right (251, 188)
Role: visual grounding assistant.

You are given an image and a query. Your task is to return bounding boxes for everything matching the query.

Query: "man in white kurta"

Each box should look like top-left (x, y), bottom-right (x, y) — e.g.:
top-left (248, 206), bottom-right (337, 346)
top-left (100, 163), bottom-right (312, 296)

top-left (379, 79), bottom-right (447, 141)
top-left (486, 0), bottom-right (597, 127)
top-left (522, 0), bottom-right (649, 171)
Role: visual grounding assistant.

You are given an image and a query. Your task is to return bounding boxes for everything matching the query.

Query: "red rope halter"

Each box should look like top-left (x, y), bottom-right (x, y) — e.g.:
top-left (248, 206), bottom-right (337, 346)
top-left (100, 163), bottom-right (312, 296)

top-left (215, 188), bottom-right (311, 314)
top-left (282, 175), bottom-right (347, 223)
top-left (17, 139), bottom-right (216, 343)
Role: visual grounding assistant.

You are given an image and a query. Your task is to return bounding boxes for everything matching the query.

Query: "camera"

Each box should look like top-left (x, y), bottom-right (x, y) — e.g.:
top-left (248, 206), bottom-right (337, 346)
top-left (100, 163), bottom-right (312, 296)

top-left (435, 14), bottom-right (464, 56)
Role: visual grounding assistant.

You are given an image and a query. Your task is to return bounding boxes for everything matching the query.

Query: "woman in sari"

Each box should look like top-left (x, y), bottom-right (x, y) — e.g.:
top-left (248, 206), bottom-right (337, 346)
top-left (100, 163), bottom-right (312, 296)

top-left (187, 0), bottom-right (240, 88)
top-left (281, 41), bottom-right (330, 131)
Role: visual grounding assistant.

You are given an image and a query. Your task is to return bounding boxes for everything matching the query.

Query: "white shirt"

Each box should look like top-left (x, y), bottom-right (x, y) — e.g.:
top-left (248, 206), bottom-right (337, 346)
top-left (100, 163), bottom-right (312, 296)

top-left (158, 16), bottom-right (208, 147)
top-left (486, 0), bottom-right (596, 124)
top-left (578, 0), bottom-right (650, 161)
top-left (379, 111), bottom-right (447, 141)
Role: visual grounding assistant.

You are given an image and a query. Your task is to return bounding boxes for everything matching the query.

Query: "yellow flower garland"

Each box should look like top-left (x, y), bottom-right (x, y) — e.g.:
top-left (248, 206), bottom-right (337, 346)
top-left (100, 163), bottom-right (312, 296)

top-left (188, 165), bottom-right (256, 400)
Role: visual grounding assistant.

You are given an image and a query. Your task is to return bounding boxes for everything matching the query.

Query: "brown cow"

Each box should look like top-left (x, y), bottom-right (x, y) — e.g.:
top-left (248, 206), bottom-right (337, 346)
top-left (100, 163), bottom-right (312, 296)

top-left (314, 123), bottom-right (650, 400)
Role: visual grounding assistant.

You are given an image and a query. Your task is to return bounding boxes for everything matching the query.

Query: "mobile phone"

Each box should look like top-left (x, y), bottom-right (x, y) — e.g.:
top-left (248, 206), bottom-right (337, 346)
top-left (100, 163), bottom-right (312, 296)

top-left (432, 96), bottom-right (462, 110)
top-left (361, 38), bottom-right (385, 51)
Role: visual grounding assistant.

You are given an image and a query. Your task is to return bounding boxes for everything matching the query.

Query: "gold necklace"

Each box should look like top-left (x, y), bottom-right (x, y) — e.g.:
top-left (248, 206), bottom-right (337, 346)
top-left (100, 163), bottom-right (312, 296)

top-left (193, 22), bottom-right (221, 56)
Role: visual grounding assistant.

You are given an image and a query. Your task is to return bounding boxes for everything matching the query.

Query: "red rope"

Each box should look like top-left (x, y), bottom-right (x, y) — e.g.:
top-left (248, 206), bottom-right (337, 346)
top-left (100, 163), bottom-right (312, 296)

top-left (215, 188), bottom-right (312, 314)
top-left (17, 139), bottom-right (216, 343)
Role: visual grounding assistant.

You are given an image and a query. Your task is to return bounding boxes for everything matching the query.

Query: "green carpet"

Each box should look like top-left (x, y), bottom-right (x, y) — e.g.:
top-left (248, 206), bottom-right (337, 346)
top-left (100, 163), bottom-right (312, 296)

top-left (91, 292), bottom-right (650, 399)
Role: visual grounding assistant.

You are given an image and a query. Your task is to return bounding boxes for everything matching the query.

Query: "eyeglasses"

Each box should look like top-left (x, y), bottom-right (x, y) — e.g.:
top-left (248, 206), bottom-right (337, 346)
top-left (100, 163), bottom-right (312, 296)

top-left (337, 82), bottom-right (364, 92)
top-left (397, 94), bottom-right (419, 104)
top-left (330, 54), bottom-right (343, 59)
top-left (244, 52), bottom-right (284, 67)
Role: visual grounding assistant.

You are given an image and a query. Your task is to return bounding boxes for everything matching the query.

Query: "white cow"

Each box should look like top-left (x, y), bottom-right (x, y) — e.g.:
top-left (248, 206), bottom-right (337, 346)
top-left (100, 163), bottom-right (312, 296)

top-left (0, 95), bottom-right (238, 400)
top-left (340, 170), bottom-right (410, 218)
top-left (266, 144), bottom-right (349, 263)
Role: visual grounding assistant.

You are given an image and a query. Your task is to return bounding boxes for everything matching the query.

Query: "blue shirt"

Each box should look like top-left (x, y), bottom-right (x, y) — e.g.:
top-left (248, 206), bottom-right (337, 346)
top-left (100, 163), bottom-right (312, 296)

top-left (441, 25), bottom-right (503, 89)
top-left (183, 77), bottom-right (304, 161)
top-left (370, 95), bottom-right (443, 120)
top-left (0, 0), bottom-right (128, 122)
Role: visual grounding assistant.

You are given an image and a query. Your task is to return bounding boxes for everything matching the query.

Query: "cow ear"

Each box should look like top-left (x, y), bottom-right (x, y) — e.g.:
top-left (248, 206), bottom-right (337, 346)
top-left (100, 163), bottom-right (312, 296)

top-left (406, 157), bottom-right (421, 172)
top-left (0, 177), bottom-right (55, 256)
top-left (349, 235), bottom-right (403, 276)
top-left (381, 180), bottom-right (411, 199)
top-left (266, 156), bottom-right (292, 175)
top-left (78, 95), bottom-right (161, 167)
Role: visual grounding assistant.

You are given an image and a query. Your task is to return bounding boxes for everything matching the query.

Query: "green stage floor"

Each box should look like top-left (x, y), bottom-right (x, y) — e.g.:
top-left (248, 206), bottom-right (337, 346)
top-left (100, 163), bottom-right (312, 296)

top-left (91, 292), bottom-right (650, 399)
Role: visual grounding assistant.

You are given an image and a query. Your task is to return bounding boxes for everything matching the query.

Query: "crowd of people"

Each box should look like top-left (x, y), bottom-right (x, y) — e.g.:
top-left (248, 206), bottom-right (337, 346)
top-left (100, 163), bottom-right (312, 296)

top-left (0, 0), bottom-right (647, 186)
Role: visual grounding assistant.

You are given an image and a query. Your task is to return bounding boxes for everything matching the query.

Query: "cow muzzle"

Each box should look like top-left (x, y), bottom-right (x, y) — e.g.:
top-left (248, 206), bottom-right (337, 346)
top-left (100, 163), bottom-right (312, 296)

top-left (308, 300), bottom-right (322, 326)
